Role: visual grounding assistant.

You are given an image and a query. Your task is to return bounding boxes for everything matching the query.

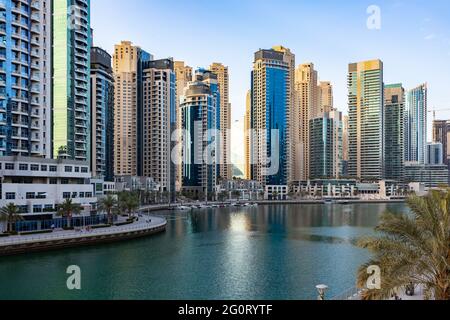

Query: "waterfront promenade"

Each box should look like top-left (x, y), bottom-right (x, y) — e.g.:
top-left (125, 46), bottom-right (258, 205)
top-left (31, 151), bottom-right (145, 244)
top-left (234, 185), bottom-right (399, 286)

top-left (0, 216), bottom-right (167, 256)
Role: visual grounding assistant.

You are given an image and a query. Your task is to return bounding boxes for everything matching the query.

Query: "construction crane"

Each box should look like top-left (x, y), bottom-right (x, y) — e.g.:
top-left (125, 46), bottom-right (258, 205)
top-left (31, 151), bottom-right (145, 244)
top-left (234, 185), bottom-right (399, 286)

top-left (428, 109), bottom-right (450, 121)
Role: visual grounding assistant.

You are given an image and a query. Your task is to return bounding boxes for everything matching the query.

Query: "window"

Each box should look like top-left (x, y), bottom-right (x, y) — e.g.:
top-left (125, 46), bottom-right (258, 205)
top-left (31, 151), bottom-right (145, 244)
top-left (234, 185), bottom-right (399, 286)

top-left (64, 166), bottom-right (73, 172)
top-left (19, 164), bottom-right (28, 171)
top-left (6, 192), bottom-right (16, 200)
top-left (49, 166), bottom-right (57, 172)
top-left (63, 192), bottom-right (71, 199)
top-left (5, 163), bottom-right (14, 170)
top-left (81, 167), bottom-right (88, 173)
top-left (30, 164), bottom-right (39, 171)
top-left (49, 178), bottom-right (57, 184)
top-left (26, 192), bottom-right (35, 199)
top-left (41, 165), bottom-right (48, 171)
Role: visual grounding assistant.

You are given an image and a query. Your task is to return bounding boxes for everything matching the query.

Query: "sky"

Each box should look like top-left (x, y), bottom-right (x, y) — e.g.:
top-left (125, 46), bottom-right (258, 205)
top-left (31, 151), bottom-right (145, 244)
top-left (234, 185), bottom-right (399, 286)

top-left (92, 0), bottom-right (450, 140)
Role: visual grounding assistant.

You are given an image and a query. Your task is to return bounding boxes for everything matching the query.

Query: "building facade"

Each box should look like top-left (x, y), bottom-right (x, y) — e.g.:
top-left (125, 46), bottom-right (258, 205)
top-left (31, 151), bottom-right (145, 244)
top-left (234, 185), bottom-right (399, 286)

top-left (309, 110), bottom-right (343, 179)
top-left (90, 46), bottom-right (114, 181)
top-left (174, 61), bottom-right (192, 191)
top-left (251, 48), bottom-right (293, 186)
top-left (294, 63), bottom-right (318, 181)
top-left (432, 120), bottom-right (449, 165)
top-left (52, 0), bottom-right (91, 162)
top-left (180, 70), bottom-right (219, 198)
top-left (244, 90), bottom-right (251, 180)
top-left (405, 162), bottom-right (448, 189)
top-left (209, 62), bottom-right (231, 180)
top-left (0, 0), bottom-right (52, 158)
top-left (0, 156), bottom-right (96, 218)
top-left (427, 142), bottom-right (444, 165)
top-left (113, 41), bottom-right (151, 176)
top-left (348, 59), bottom-right (384, 179)
top-left (384, 83), bottom-right (405, 182)
top-left (318, 81), bottom-right (333, 113)
top-left (405, 83), bottom-right (427, 164)
top-left (141, 59), bottom-right (176, 194)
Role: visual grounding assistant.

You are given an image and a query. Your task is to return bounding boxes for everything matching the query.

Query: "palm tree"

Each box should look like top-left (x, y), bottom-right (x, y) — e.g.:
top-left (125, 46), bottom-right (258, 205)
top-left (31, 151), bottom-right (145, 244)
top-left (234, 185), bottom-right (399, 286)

top-left (118, 192), bottom-right (140, 218)
top-left (99, 195), bottom-right (117, 225)
top-left (0, 203), bottom-right (23, 233)
top-left (357, 189), bottom-right (450, 300)
top-left (57, 199), bottom-right (82, 228)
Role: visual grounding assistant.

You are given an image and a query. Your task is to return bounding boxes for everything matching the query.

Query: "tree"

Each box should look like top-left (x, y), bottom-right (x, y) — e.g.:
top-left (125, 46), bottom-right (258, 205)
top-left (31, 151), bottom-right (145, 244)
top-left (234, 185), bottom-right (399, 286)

top-left (57, 199), bottom-right (82, 228)
top-left (357, 189), bottom-right (450, 300)
top-left (118, 192), bottom-right (140, 218)
top-left (0, 203), bottom-right (24, 233)
top-left (98, 195), bottom-right (117, 225)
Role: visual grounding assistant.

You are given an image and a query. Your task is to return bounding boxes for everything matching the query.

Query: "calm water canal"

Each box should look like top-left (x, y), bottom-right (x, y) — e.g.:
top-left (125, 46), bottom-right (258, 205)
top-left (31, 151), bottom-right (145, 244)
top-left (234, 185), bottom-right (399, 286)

top-left (0, 203), bottom-right (407, 300)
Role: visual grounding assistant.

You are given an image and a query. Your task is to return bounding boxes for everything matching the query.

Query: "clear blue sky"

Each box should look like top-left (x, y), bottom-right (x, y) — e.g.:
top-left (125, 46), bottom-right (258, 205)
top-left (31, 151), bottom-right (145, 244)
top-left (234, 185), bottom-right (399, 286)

top-left (92, 0), bottom-right (450, 140)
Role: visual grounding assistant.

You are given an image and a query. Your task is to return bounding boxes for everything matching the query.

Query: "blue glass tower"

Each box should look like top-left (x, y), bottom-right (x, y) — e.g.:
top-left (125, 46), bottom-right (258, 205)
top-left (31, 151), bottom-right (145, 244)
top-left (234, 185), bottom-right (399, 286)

top-left (0, 0), bottom-right (52, 158)
top-left (181, 69), bottom-right (219, 200)
top-left (251, 49), bottom-right (291, 186)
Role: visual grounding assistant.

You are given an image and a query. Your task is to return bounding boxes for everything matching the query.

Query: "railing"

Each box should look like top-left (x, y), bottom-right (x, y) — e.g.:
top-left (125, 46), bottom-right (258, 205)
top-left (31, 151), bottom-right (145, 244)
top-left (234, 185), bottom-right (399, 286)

top-left (0, 218), bottom-right (167, 247)
top-left (331, 287), bottom-right (363, 300)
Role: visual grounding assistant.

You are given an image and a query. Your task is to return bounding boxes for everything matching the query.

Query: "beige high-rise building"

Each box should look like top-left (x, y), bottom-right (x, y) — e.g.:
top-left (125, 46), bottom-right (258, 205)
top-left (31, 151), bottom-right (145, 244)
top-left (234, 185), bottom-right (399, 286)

top-left (209, 63), bottom-right (232, 180)
top-left (244, 90), bottom-right (251, 180)
top-left (294, 63), bottom-right (319, 181)
top-left (142, 59), bottom-right (176, 193)
top-left (174, 61), bottom-right (193, 191)
top-left (113, 41), bottom-right (152, 176)
top-left (319, 81), bottom-right (333, 113)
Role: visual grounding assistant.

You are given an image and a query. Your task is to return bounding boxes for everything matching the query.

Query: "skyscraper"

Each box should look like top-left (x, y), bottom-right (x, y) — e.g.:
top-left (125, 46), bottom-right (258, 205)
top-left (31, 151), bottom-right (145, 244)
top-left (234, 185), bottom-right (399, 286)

top-left (141, 59), bottom-right (176, 194)
top-left (309, 110), bottom-right (343, 179)
top-left (427, 142), bottom-right (444, 165)
top-left (348, 59), bottom-right (384, 179)
top-left (293, 63), bottom-right (318, 180)
top-left (90, 46), bottom-right (114, 181)
top-left (244, 90), bottom-right (251, 180)
top-left (432, 120), bottom-right (450, 164)
top-left (113, 41), bottom-right (151, 176)
top-left (52, 0), bottom-right (91, 161)
top-left (318, 81), bottom-right (333, 113)
top-left (0, 0), bottom-right (52, 158)
top-left (209, 62), bottom-right (231, 180)
top-left (384, 83), bottom-right (405, 182)
top-left (174, 61), bottom-right (192, 190)
top-left (405, 83), bottom-right (428, 164)
top-left (181, 69), bottom-right (219, 199)
top-left (251, 48), bottom-right (293, 186)
top-left (342, 115), bottom-right (349, 176)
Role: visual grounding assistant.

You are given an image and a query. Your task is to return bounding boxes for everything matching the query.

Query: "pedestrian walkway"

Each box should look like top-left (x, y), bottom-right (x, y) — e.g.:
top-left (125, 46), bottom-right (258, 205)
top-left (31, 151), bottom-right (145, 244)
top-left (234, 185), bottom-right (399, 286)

top-left (0, 216), bottom-right (166, 247)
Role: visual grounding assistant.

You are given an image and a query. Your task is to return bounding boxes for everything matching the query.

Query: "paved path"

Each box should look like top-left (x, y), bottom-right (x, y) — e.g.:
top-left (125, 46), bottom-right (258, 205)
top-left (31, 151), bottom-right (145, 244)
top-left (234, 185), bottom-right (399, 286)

top-left (0, 216), bottom-right (166, 247)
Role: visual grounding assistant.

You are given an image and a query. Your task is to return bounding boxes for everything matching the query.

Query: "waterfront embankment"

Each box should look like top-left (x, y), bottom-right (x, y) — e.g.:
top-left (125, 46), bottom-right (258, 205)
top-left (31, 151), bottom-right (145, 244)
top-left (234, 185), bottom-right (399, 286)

top-left (0, 216), bottom-right (167, 257)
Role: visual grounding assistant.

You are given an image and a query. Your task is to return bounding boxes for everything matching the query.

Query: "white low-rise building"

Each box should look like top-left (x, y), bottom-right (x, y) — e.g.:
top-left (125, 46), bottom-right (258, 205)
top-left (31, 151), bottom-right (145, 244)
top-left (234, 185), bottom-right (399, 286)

top-left (0, 156), bottom-right (97, 218)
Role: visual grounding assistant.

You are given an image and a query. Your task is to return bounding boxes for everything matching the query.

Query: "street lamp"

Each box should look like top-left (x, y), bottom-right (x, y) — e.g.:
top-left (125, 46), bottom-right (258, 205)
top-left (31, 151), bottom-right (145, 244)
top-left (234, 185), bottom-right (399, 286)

top-left (316, 284), bottom-right (329, 300)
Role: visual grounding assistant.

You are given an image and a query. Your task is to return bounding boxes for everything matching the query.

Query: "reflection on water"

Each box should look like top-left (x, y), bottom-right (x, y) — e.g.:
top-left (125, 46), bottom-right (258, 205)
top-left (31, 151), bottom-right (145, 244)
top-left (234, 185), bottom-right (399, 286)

top-left (0, 203), bottom-right (407, 300)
